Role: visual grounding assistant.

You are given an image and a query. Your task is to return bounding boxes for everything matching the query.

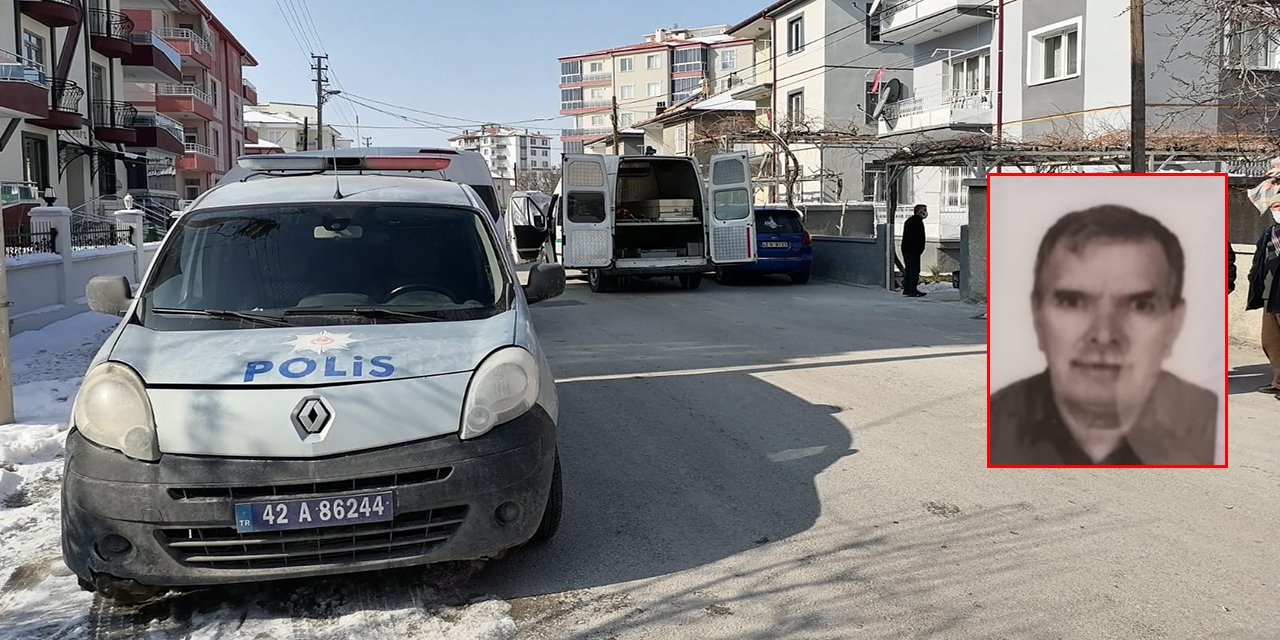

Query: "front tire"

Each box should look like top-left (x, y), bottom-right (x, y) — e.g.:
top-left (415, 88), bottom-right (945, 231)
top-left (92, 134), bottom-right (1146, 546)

top-left (527, 455), bottom-right (562, 545)
top-left (587, 268), bottom-right (609, 293)
top-left (791, 270), bottom-right (811, 284)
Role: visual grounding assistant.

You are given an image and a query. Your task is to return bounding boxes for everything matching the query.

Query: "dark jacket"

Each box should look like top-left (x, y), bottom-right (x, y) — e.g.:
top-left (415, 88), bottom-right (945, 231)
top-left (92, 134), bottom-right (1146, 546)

top-left (1245, 225), bottom-right (1280, 313)
top-left (902, 214), bottom-right (925, 256)
top-left (989, 370), bottom-right (1218, 465)
top-left (1228, 242), bottom-right (1236, 294)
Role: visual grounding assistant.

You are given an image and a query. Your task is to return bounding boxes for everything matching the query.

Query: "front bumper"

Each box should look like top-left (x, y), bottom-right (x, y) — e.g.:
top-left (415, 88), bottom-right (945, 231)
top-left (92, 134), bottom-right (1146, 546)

top-left (61, 406), bottom-right (556, 588)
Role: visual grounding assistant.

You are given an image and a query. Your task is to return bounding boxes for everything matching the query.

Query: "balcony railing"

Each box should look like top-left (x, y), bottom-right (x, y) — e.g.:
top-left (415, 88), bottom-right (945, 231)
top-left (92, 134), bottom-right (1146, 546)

top-left (560, 73), bottom-right (582, 84)
top-left (132, 111), bottom-right (184, 139)
top-left (93, 100), bottom-right (137, 129)
top-left (884, 89), bottom-right (992, 119)
top-left (0, 48), bottom-right (46, 86)
top-left (48, 78), bottom-right (83, 111)
top-left (88, 9), bottom-right (135, 40)
top-left (158, 83), bottom-right (213, 104)
top-left (581, 72), bottom-right (612, 83)
top-left (156, 27), bottom-right (212, 53)
top-left (128, 31), bottom-right (182, 69)
top-left (1, 181), bottom-right (40, 206)
top-left (560, 127), bottom-right (613, 138)
top-left (560, 99), bottom-right (612, 111)
top-left (242, 78), bottom-right (257, 92)
top-left (185, 142), bottom-right (214, 156)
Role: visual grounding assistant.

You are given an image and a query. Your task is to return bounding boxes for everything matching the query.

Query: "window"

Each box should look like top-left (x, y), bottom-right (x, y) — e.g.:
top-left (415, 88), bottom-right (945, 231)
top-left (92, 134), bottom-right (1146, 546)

top-left (591, 115), bottom-right (605, 126)
top-left (210, 127), bottom-right (220, 156)
top-left (208, 77), bottom-right (220, 106)
top-left (184, 178), bottom-right (202, 200)
top-left (865, 81), bottom-right (877, 125)
top-left (787, 16), bottom-right (805, 54)
top-left (91, 63), bottom-right (106, 101)
top-left (560, 60), bottom-right (581, 82)
top-left (21, 134), bottom-right (49, 189)
top-left (943, 167), bottom-right (968, 208)
top-left (232, 95), bottom-right (241, 125)
top-left (673, 48), bottom-right (706, 73)
top-left (98, 154), bottom-right (118, 197)
top-left (949, 51), bottom-right (991, 106)
top-left (720, 49), bottom-right (736, 70)
top-left (21, 30), bottom-right (44, 72)
top-left (673, 77), bottom-right (702, 101)
top-left (863, 163), bottom-right (908, 204)
top-left (1225, 20), bottom-right (1280, 69)
top-left (588, 61), bottom-right (604, 73)
top-left (589, 87), bottom-right (605, 100)
top-left (676, 126), bottom-right (687, 154)
top-left (620, 113), bottom-right (633, 126)
top-left (866, 3), bottom-right (883, 43)
top-left (620, 57), bottom-right (633, 72)
top-left (787, 90), bottom-right (804, 125)
top-left (647, 82), bottom-right (662, 97)
top-left (1028, 18), bottom-right (1081, 84)
top-left (620, 84), bottom-right (634, 99)
top-left (647, 53), bottom-right (661, 69)
top-left (542, 161), bottom-right (548, 167)
top-left (184, 126), bottom-right (199, 144)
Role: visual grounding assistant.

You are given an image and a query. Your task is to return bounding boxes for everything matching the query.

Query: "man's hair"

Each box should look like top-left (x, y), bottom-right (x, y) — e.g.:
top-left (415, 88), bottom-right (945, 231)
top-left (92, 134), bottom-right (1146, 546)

top-left (1031, 204), bottom-right (1185, 306)
top-left (913, 204), bottom-right (927, 215)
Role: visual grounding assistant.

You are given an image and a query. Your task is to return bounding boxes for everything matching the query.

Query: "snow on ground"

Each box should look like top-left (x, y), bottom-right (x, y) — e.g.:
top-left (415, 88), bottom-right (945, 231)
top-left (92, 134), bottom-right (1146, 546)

top-left (918, 281), bottom-right (959, 294)
top-left (0, 312), bottom-right (517, 640)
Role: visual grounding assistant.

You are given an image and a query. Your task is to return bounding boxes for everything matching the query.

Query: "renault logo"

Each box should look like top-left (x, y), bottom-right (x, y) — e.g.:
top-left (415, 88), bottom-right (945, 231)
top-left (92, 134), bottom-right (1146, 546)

top-left (291, 396), bottom-right (334, 437)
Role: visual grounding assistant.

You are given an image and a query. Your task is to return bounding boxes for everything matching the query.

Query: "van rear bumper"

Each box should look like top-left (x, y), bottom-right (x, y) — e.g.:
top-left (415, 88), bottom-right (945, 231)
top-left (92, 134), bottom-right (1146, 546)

top-left (61, 406), bottom-right (556, 589)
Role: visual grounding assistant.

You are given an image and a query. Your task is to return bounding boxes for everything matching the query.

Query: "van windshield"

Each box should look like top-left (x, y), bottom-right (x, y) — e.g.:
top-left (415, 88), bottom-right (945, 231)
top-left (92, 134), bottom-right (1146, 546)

top-left (139, 204), bottom-right (510, 330)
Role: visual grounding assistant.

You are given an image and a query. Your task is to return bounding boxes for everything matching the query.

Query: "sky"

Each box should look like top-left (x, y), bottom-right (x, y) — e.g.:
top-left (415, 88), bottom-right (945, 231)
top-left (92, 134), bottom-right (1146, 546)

top-left (203, 0), bottom-right (762, 150)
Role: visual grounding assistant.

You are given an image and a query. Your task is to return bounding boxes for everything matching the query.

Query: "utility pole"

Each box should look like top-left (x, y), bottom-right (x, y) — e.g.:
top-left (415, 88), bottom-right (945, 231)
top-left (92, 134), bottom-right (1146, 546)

top-left (611, 96), bottom-right (621, 156)
top-left (1130, 0), bottom-right (1146, 173)
top-left (301, 117), bottom-right (310, 151)
top-left (311, 53), bottom-right (329, 151)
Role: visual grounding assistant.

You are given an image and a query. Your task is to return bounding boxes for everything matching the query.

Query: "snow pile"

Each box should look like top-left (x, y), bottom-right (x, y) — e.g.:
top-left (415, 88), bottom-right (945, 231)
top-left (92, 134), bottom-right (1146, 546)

top-left (0, 312), bottom-right (522, 639)
top-left (919, 281), bottom-right (958, 294)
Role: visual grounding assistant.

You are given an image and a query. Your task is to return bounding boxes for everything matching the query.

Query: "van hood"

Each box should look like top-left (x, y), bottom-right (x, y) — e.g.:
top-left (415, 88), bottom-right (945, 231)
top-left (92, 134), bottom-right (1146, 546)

top-left (109, 311), bottom-right (517, 386)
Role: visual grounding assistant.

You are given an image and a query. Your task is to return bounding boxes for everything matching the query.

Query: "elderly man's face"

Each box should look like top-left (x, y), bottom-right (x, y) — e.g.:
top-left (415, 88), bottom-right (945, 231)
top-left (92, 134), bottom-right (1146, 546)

top-left (1032, 239), bottom-right (1185, 421)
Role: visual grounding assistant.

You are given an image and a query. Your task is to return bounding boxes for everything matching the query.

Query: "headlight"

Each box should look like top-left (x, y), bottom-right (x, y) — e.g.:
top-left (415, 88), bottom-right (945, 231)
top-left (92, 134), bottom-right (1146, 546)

top-left (460, 347), bottom-right (539, 440)
top-left (72, 362), bottom-right (159, 462)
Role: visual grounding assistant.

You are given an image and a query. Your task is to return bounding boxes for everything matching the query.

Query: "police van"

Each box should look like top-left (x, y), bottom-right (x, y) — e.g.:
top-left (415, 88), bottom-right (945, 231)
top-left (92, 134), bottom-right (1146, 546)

top-left (62, 153), bottom-right (567, 600)
top-left (556, 152), bottom-right (757, 291)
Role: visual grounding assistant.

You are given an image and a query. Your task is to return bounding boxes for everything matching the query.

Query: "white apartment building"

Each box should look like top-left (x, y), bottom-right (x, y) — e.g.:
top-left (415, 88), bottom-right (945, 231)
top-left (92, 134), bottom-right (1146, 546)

top-left (558, 25), bottom-right (756, 154)
top-left (447, 124), bottom-right (553, 181)
top-left (248, 102), bottom-right (352, 153)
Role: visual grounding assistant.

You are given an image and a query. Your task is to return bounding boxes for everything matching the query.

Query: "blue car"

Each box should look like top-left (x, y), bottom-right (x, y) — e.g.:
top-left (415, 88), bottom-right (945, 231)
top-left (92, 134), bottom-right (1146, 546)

top-left (716, 206), bottom-right (813, 284)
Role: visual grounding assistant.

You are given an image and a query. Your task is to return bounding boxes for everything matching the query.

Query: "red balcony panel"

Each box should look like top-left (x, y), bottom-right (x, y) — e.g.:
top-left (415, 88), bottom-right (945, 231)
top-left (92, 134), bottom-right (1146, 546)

top-left (245, 127), bottom-right (259, 143)
top-left (178, 146), bottom-right (218, 173)
top-left (123, 36), bottom-right (183, 83)
top-left (89, 10), bottom-right (135, 59)
top-left (242, 81), bottom-right (258, 105)
top-left (28, 79), bottom-right (84, 130)
top-left (0, 81), bottom-right (49, 120)
top-left (93, 101), bottom-right (138, 144)
top-left (133, 127), bottom-right (185, 156)
top-left (19, 0), bottom-right (82, 28)
top-left (156, 95), bottom-right (215, 121)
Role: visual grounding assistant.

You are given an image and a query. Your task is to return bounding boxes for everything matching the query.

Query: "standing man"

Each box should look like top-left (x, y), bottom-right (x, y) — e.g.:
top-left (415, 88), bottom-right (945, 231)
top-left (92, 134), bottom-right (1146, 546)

top-left (902, 204), bottom-right (927, 297)
top-left (1246, 202), bottom-right (1280, 397)
top-left (989, 205), bottom-right (1219, 465)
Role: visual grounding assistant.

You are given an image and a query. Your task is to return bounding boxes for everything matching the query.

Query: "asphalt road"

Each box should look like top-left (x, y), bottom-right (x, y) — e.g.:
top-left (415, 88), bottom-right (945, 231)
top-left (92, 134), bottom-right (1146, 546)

top-left (476, 273), bottom-right (1277, 639)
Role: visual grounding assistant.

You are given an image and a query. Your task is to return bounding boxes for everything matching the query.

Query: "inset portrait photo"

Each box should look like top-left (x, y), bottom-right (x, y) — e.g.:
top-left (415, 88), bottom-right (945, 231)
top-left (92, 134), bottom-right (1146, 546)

top-left (987, 174), bottom-right (1227, 467)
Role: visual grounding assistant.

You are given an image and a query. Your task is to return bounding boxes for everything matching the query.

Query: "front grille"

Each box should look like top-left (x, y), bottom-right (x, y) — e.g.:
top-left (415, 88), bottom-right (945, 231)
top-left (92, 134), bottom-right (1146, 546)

top-left (167, 466), bottom-right (452, 501)
top-left (158, 505), bottom-right (468, 569)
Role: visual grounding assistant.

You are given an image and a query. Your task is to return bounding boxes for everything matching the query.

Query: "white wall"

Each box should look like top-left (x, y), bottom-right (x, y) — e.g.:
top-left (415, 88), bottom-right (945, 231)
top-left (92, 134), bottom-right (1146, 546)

top-left (6, 243), bottom-right (161, 334)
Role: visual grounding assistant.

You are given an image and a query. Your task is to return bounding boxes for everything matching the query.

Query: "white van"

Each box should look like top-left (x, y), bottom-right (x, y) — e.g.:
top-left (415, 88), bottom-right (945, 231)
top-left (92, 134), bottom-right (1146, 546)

top-left (62, 154), bottom-right (567, 601)
top-left (556, 153), bottom-right (757, 291)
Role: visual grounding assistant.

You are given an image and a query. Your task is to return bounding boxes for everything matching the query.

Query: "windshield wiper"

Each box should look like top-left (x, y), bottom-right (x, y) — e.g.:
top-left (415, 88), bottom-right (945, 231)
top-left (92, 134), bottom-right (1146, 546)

top-left (283, 307), bottom-right (445, 322)
top-left (150, 307), bottom-right (292, 327)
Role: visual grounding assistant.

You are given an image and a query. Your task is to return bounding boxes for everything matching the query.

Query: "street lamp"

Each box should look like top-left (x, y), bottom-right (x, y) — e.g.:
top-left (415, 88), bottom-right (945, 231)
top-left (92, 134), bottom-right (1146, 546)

top-left (42, 187), bottom-right (57, 207)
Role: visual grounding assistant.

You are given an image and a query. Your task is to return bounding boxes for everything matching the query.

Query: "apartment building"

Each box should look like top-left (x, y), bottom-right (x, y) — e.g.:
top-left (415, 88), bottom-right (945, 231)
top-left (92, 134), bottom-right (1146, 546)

top-left (558, 25), bottom-right (755, 154)
top-left (447, 124), bottom-right (553, 181)
top-left (246, 102), bottom-right (352, 154)
top-left (727, 1), bottom-right (914, 210)
top-left (0, 0), bottom-right (257, 226)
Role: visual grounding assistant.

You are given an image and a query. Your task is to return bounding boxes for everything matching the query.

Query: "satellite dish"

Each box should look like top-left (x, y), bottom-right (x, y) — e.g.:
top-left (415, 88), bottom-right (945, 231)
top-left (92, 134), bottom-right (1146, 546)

top-left (871, 78), bottom-right (902, 121)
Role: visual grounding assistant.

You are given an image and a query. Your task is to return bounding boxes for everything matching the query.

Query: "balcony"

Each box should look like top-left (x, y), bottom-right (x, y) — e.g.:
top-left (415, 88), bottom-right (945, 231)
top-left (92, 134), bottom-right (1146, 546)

top-left (88, 9), bottom-right (135, 58)
top-left (131, 112), bottom-right (185, 155)
top-left (560, 99), bottom-right (612, 114)
top-left (0, 50), bottom-right (49, 119)
top-left (561, 72), bottom-right (612, 87)
top-left (241, 78), bottom-right (258, 105)
top-left (123, 32), bottom-right (182, 83)
top-left (879, 0), bottom-right (996, 45)
top-left (93, 100), bottom-right (138, 144)
top-left (878, 89), bottom-right (993, 138)
top-left (28, 78), bottom-right (83, 130)
top-left (19, 0), bottom-right (81, 28)
top-left (245, 126), bottom-right (259, 143)
top-left (156, 83), bottom-right (215, 121)
top-left (179, 142), bottom-right (218, 173)
top-left (560, 127), bottom-right (613, 140)
top-left (157, 27), bottom-right (214, 69)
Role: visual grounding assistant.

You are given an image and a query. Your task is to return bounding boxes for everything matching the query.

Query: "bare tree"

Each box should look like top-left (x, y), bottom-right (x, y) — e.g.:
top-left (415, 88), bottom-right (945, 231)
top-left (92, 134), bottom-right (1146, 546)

top-left (514, 166), bottom-right (562, 194)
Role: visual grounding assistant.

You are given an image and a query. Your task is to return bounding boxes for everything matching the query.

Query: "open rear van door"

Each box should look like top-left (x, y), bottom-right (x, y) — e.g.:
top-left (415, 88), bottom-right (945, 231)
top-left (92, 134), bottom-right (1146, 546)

top-left (707, 152), bottom-right (756, 265)
top-left (560, 154), bottom-right (613, 268)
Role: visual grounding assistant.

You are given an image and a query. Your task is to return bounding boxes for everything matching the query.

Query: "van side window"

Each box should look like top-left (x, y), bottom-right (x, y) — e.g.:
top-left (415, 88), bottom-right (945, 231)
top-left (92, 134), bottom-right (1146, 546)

top-left (712, 189), bottom-right (750, 221)
top-left (566, 192), bottom-right (606, 223)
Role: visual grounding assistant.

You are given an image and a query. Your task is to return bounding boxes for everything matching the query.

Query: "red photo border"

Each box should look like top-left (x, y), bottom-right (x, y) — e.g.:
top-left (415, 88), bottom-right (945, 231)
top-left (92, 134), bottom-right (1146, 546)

top-left (985, 172), bottom-right (1230, 469)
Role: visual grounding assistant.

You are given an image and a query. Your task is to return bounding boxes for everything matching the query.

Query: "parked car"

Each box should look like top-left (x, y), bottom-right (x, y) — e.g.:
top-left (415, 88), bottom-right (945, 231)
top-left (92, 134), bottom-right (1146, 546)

top-left (715, 205), bottom-right (813, 284)
top-left (62, 153), bottom-right (566, 601)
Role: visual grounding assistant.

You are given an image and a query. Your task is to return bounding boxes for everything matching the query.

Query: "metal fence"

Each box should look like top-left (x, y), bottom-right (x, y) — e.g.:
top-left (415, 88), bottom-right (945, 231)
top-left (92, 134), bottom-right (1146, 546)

top-left (71, 220), bottom-right (133, 249)
top-left (5, 220), bottom-right (58, 259)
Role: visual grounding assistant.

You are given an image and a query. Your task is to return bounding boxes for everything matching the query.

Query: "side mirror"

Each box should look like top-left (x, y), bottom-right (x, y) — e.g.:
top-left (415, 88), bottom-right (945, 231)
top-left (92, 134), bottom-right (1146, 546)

top-left (523, 263), bottom-right (566, 304)
top-left (86, 275), bottom-right (133, 317)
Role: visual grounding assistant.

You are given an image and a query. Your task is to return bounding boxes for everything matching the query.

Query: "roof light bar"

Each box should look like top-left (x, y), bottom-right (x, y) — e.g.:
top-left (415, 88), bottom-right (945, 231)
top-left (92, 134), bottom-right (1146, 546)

top-left (362, 156), bottom-right (451, 171)
top-left (236, 156), bottom-right (331, 171)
